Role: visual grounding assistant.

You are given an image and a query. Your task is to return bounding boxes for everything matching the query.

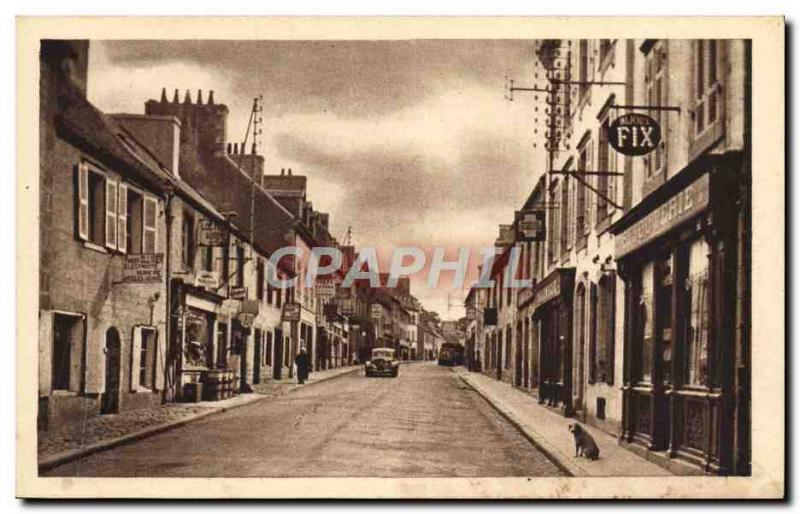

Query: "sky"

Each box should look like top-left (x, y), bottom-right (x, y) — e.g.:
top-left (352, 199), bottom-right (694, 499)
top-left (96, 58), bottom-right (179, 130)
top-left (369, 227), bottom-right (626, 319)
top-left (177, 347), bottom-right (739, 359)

top-left (88, 39), bottom-right (548, 319)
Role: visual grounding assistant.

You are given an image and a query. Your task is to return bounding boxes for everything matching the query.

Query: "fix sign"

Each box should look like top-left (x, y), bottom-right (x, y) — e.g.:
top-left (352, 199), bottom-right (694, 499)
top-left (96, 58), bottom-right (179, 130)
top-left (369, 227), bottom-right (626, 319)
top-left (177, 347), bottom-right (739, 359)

top-left (608, 113), bottom-right (662, 156)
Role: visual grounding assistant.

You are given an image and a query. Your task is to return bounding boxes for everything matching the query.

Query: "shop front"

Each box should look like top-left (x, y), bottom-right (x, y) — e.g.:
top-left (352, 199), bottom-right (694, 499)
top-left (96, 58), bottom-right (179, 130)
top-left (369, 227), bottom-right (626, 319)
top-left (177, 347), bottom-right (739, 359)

top-left (531, 268), bottom-right (575, 416)
top-left (611, 155), bottom-right (749, 475)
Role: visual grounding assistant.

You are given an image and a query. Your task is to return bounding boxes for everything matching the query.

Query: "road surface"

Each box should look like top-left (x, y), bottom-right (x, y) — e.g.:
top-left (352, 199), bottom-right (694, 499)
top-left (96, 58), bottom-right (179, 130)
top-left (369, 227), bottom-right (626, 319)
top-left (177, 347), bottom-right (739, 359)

top-left (45, 362), bottom-right (564, 477)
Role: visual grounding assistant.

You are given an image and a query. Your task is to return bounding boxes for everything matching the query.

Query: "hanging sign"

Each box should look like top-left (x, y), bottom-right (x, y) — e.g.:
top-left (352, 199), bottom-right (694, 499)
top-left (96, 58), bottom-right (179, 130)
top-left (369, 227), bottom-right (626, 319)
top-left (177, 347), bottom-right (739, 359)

top-left (370, 304), bottom-right (383, 320)
top-left (198, 219), bottom-right (227, 247)
top-left (195, 270), bottom-right (219, 289)
top-left (516, 209), bottom-right (546, 242)
top-left (282, 302), bottom-right (301, 322)
top-left (608, 113), bottom-right (661, 156)
top-left (495, 224), bottom-right (515, 247)
top-left (122, 253), bottom-right (164, 283)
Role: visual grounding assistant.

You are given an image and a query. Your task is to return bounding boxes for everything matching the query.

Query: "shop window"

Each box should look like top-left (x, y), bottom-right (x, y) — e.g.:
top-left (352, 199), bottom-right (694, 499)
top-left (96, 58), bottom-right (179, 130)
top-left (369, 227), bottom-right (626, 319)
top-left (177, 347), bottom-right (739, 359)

top-left (658, 254), bottom-right (674, 385)
top-left (644, 41), bottom-right (668, 185)
top-left (184, 308), bottom-right (213, 368)
top-left (638, 262), bottom-right (655, 383)
top-left (686, 239), bottom-right (710, 386)
top-left (52, 313), bottom-right (85, 392)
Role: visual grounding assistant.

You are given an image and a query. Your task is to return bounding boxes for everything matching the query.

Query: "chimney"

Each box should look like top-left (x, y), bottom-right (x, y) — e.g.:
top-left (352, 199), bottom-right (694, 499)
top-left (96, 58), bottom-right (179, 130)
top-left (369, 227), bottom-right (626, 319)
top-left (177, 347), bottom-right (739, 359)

top-left (183, 89), bottom-right (191, 104)
top-left (196, 89), bottom-right (203, 104)
top-left (172, 88), bottom-right (179, 103)
top-left (240, 142), bottom-right (245, 154)
top-left (160, 87), bottom-right (167, 103)
top-left (227, 142), bottom-right (232, 154)
top-left (233, 143), bottom-right (238, 154)
top-left (288, 168), bottom-right (292, 176)
top-left (281, 168), bottom-right (285, 176)
top-left (207, 90), bottom-right (215, 105)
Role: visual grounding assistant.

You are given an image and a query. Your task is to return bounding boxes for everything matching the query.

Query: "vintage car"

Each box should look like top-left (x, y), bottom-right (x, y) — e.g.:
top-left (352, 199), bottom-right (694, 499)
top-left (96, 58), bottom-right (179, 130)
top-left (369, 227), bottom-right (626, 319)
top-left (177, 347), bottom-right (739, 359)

top-left (365, 347), bottom-right (399, 377)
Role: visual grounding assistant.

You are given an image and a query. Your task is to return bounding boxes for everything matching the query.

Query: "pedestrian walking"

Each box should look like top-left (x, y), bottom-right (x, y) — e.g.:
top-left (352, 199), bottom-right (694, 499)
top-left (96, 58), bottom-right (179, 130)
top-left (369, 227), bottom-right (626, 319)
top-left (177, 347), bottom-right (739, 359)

top-left (295, 347), bottom-right (310, 384)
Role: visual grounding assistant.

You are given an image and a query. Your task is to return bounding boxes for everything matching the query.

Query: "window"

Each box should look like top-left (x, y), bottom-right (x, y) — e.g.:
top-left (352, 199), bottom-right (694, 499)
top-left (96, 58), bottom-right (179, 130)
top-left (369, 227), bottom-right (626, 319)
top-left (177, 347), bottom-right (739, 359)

top-left (576, 141), bottom-right (592, 249)
top-left (644, 42), bottom-right (668, 178)
top-left (143, 196), bottom-right (157, 253)
top-left (693, 40), bottom-right (722, 138)
top-left (236, 244), bottom-right (245, 288)
top-left (256, 258), bottom-right (265, 301)
top-left (596, 114), bottom-right (617, 224)
top-left (182, 212), bottom-right (195, 269)
top-left (221, 239), bottom-right (230, 284)
top-left (578, 39), bottom-right (589, 100)
top-left (202, 245), bottom-right (214, 272)
top-left (685, 239), bottom-right (710, 386)
top-left (559, 178), bottom-right (570, 258)
top-left (82, 166), bottom-right (106, 245)
top-left (126, 189), bottom-right (143, 253)
top-left (51, 313), bottom-right (84, 392)
top-left (599, 39), bottom-right (614, 67)
top-left (216, 322), bottom-right (228, 369)
top-left (548, 188), bottom-right (559, 264)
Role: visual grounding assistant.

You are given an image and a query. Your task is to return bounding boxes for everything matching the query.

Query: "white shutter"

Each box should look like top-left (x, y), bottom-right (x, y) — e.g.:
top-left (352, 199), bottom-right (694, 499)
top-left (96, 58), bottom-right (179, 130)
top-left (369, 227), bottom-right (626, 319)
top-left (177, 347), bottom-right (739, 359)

top-left (143, 195), bottom-right (157, 254)
top-left (130, 326), bottom-right (142, 391)
top-left (38, 311), bottom-right (53, 396)
top-left (117, 183), bottom-right (128, 254)
top-left (77, 163), bottom-right (89, 241)
top-left (105, 179), bottom-right (118, 250)
top-left (154, 328), bottom-right (165, 390)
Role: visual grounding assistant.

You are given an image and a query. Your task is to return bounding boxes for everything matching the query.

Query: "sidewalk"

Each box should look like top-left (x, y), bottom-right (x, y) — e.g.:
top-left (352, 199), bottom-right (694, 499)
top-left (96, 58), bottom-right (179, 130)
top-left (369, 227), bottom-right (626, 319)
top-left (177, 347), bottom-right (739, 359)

top-left (38, 365), bottom-right (360, 472)
top-left (453, 367), bottom-right (673, 477)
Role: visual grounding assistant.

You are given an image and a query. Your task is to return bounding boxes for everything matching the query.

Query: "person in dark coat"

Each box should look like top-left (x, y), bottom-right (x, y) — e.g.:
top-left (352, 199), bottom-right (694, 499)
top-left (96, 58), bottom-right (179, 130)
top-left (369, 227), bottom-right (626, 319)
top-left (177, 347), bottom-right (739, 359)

top-left (295, 347), bottom-right (310, 384)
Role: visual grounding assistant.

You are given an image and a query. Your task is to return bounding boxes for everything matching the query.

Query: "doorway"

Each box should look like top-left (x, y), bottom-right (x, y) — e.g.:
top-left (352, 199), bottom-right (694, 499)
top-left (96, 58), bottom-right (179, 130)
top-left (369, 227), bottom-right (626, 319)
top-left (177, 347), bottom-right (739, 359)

top-left (273, 328), bottom-right (284, 380)
top-left (102, 327), bottom-right (121, 414)
top-left (253, 329), bottom-right (262, 384)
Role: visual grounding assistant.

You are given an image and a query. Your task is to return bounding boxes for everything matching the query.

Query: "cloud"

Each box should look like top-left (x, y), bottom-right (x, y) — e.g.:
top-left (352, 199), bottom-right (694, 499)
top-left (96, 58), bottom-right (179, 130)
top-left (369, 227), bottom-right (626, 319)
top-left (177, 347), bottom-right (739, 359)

top-left (88, 39), bottom-right (546, 319)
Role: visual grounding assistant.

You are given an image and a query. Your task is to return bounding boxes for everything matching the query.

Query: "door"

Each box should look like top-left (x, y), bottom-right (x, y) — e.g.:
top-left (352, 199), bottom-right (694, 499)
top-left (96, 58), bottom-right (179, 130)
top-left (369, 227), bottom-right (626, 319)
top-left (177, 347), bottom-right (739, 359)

top-left (273, 328), bottom-right (283, 380)
top-left (235, 322), bottom-right (250, 392)
top-left (253, 329), bottom-right (262, 384)
top-left (574, 284), bottom-right (587, 415)
top-left (102, 328), bottom-right (121, 414)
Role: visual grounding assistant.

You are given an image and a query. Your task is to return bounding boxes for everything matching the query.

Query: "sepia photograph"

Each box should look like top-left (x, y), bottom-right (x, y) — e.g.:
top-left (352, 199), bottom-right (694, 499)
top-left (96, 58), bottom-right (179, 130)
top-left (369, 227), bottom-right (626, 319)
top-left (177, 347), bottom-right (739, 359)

top-left (15, 16), bottom-right (784, 499)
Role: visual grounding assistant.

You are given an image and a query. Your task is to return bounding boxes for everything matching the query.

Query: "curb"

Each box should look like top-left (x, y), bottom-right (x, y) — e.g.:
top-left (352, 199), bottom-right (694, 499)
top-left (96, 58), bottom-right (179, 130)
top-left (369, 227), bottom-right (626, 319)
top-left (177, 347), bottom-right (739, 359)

top-left (38, 366), bottom-right (361, 474)
top-left (455, 371), bottom-right (586, 477)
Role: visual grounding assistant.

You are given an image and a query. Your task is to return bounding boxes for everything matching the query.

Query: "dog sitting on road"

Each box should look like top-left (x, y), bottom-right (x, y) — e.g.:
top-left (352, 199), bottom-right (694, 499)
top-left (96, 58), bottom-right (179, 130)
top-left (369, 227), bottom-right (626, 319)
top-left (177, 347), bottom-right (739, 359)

top-left (568, 423), bottom-right (600, 460)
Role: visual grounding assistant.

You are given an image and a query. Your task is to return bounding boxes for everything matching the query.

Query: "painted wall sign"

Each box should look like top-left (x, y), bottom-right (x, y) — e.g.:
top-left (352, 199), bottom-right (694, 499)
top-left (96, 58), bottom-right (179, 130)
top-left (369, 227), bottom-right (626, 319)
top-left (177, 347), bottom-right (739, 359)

top-left (228, 285), bottom-right (248, 300)
top-left (195, 270), bottom-right (219, 290)
top-left (122, 253), bottom-right (164, 283)
top-left (370, 304), bottom-right (383, 319)
top-left (608, 113), bottom-right (661, 156)
top-left (616, 173), bottom-right (710, 258)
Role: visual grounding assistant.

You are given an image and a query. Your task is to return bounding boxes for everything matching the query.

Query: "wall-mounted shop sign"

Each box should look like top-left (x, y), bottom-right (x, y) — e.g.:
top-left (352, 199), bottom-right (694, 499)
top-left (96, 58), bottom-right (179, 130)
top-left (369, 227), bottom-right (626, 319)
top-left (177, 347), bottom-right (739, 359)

top-left (370, 304), bottom-right (383, 320)
top-left (616, 173), bottom-right (710, 258)
top-left (195, 270), bottom-right (219, 290)
top-left (339, 297), bottom-right (354, 316)
top-left (517, 286), bottom-right (535, 309)
top-left (531, 268), bottom-right (575, 311)
top-left (315, 279), bottom-right (336, 299)
top-left (282, 302), bottom-right (301, 322)
top-left (228, 285), bottom-right (248, 300)
top-left (198, 219), bottom-right (227, 247)
top-left (122, 253), bottom-right (164, 283)
top-left (516, 209), bottom-right (546, 242)
top-left (495, 224), bottom-right (515, 247)
top-left (608, 113), bottom-right (661, 156)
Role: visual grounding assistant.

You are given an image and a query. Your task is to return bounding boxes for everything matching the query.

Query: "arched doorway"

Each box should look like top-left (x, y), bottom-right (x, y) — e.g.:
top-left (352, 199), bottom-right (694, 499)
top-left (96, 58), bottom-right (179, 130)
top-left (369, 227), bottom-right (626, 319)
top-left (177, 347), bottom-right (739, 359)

top-left (102, 327), bottom-right (121, 414)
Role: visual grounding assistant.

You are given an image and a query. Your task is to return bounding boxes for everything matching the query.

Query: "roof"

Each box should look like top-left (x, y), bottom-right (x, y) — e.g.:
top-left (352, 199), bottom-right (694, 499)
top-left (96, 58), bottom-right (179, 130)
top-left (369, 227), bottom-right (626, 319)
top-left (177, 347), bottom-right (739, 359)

top-left (55, 81), bottom-right (174, 193)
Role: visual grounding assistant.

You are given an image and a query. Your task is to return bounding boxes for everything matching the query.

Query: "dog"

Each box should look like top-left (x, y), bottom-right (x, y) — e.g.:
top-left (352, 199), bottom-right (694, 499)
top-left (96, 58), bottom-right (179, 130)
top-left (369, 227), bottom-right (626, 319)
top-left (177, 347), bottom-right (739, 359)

top-left (568, 423), bottom-right (600, 460)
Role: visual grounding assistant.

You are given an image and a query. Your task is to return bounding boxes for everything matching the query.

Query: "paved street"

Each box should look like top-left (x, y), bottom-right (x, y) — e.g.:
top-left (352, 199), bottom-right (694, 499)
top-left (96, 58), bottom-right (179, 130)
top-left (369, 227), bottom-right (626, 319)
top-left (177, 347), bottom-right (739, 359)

top-left (45, 363), bottom-right (563, 477)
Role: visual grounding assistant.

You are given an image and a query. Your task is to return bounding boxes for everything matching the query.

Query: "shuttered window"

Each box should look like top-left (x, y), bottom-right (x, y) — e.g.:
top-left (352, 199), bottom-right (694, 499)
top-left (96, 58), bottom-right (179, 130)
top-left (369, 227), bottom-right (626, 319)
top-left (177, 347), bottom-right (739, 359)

top-left (105, 179), bottom-right (118, 250)
top-left (143, 195), bottom-right (158, 254)
top-left (117, 184), bottom-right (128, 253)
top-left (77, 163), bottom-right (89, 241)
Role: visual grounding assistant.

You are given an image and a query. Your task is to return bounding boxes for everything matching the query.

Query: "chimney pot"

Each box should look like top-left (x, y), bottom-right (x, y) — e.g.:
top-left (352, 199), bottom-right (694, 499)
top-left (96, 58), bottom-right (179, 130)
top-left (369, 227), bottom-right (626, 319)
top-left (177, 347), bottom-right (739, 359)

top-left (281, 168), bottom-right (285, 176)
top-left (184, 89), bottom-right (191, 104)
top-left (207, 90), bottom-right (215, 105)
top-left (197, 89), bottom-right (203, 104)
top-left (172, 88), bottom-right (179, 103)
top-left (288, 168), bottom-right (292, 176)
top-left (233, 143), bottom-right (238, 154)
top-left (227, 143), bottom-right (232, 154)
top-left (160, 87), bottom-right (167, 103)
